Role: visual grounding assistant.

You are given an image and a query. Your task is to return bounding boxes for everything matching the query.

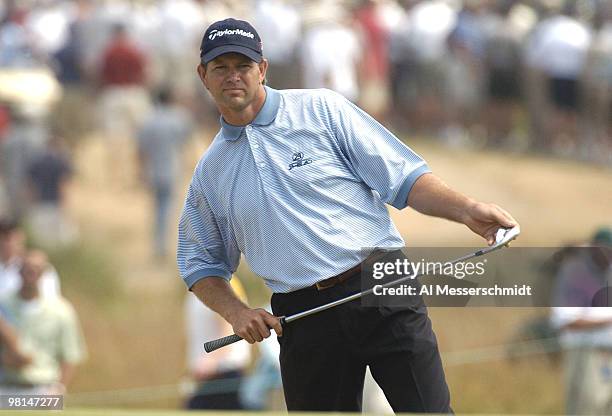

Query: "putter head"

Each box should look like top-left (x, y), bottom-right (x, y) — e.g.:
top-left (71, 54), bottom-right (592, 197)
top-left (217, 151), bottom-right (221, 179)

top-left (495, 226), bottom-right (520, 246)
top-left (478, 226), bottom-right (521, 255)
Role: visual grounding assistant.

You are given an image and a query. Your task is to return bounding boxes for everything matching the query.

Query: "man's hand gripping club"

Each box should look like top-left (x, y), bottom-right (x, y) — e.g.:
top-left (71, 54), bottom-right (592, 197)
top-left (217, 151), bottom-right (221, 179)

top-left (191, 277), bottom-right (282, 344)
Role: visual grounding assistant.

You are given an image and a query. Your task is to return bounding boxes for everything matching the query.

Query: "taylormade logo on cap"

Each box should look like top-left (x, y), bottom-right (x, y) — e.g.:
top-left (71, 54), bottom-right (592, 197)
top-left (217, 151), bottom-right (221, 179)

top-left (208, 28), bottom-right (255, 41)
top-left (200, 18), bottom-right (263, 64)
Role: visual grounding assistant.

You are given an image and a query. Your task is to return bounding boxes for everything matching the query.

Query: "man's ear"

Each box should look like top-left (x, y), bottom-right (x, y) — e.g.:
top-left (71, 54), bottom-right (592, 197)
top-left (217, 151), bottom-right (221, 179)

top-left (259, 59), bottom-right (268, 84)
top-left (197, 63), bottom-right (208, 89)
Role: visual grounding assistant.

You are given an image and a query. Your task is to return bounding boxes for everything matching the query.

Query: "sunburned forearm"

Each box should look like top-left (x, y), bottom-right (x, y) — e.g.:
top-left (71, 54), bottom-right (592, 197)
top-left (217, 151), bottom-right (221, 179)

top-left (407, 173), bottom-right (474, 223)
top-left (190, 277), bottom-right (283, 342)
top-left (406, 173), bottom-right (518, 245)
top-left (191, 277), bottom-right (249, 324)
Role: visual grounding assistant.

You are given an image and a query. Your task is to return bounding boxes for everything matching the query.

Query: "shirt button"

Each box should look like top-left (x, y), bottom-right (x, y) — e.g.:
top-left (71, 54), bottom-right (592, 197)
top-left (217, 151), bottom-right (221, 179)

top-left (252, 143), bottom-right (260, 149)
top-left (246, 125), bottom-right (252, 132)
top-left (259, 163), bottom-right (266, 168)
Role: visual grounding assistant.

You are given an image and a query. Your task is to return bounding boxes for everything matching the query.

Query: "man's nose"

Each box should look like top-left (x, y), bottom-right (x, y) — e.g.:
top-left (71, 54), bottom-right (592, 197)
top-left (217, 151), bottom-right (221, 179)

top-left (226, 69), bottom-right (241, 83)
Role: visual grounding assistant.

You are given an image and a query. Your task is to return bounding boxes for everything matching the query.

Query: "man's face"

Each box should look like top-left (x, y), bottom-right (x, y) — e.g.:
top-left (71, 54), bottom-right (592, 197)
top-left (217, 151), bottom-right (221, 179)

top-left (198, 53), bottom-right (267, 112)
top-left (20, 254), bottom-right (46, 291)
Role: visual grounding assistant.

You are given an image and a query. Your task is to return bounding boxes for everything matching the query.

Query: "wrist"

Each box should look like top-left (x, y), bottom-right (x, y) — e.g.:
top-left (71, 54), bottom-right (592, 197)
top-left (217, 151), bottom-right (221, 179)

top-left (457, 197), bottom-right (478, 224)
top-left (224, 303), bottom-right (249, 326)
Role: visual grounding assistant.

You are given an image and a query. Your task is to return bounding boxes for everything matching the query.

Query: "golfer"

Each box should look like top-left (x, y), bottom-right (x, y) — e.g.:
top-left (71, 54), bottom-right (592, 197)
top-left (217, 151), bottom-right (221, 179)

top-left (178, 18), bottom-right (518, 412)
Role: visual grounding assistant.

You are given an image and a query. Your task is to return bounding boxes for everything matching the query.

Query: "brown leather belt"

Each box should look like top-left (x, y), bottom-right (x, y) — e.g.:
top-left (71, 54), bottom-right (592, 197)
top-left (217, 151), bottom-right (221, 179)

top-left (314, 263), bottom-right (362, 290)
top-left (314, 250), bottom-right (394, 291)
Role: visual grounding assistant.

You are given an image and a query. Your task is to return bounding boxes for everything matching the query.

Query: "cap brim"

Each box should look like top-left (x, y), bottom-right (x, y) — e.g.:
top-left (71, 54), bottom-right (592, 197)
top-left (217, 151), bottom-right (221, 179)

top-left (202, 45), bottom-right (262, 64)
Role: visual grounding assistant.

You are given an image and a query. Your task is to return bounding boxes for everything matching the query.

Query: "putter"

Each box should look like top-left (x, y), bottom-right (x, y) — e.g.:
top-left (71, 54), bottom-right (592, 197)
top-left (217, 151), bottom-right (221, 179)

top-left (204, 226), bottom-right (521, 353)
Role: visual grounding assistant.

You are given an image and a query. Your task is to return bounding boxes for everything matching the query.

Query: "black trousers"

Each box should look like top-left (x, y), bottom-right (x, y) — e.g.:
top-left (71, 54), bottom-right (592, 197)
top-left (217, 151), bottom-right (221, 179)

top-left (271, 262), bottom-right (452, 413)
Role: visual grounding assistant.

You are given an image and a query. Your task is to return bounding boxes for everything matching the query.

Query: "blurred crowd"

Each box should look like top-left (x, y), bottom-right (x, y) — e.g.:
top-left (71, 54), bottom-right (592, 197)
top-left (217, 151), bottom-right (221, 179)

top-left (1, 0), bottom-right (612, 241)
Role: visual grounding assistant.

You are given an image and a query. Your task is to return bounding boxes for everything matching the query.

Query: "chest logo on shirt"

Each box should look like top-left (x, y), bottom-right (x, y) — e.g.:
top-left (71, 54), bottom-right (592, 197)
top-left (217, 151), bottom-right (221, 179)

top-left (288, 152), bottom-right (314, 170)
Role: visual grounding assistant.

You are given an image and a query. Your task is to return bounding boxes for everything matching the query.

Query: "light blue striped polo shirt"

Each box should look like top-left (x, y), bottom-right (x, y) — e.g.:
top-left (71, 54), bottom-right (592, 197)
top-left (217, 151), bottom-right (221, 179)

top-left (177, 86), bottom-right (430, 293)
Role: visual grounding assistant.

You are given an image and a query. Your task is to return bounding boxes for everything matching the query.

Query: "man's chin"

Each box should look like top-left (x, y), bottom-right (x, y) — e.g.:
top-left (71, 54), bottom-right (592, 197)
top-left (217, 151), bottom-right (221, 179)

top-left (223, 89), bottom-right (247, 100)
top-left (225, 97), bottom-right (249, 111)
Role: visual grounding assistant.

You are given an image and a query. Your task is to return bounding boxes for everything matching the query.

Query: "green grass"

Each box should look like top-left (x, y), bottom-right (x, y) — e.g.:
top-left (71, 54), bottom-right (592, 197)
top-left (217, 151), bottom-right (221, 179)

top-left (8, 411), bottom-right (274, 416)
top-left (1, 410), bottom-right (206, 416)
top-left (45, 241), bottom-right (122, 307)
top-left (3, 410), bottom-right (562, 416)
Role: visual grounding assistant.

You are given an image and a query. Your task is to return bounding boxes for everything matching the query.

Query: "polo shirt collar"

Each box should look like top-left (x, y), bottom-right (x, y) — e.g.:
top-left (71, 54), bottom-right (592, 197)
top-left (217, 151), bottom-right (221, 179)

top-left (220, 86), bottom-right (280, 141)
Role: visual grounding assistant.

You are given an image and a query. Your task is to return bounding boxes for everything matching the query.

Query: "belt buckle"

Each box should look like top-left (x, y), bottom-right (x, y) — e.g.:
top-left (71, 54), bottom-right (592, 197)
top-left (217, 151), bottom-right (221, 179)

top-left (315, 280), bottom-right (333, 291)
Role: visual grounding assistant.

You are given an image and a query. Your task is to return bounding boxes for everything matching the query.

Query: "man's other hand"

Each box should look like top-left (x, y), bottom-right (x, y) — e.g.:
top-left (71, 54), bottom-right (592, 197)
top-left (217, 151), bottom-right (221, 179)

top-left (462, 201), bottom-right (518, 245)
top-left (229, 308), bottom-right (283, 343)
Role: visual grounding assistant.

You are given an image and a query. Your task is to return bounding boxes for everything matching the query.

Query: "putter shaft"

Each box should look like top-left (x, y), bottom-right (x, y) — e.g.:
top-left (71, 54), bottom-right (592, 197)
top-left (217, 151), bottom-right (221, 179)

top-left (204, 227), bottom-right (520, 353)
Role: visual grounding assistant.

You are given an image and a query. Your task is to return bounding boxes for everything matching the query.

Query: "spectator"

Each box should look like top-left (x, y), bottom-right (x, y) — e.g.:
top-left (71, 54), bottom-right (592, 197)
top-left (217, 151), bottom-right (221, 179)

top-left (51, 22), bottom-right (92, 145)
top-left (0, 219), bottom-right (60, 298)
top-left (0, 250), bottom-right (86, 396)
top-left (353, 0), bottom-right (395, 121)
top-left (0, 6), bottom-right (38, 67)
top-left (154, 0), bottom-right (207, 99)
top-left (444, 0), bottom-right (489, 146)
top-left (389, 0), bottom-right (456, 133)
top-left (137, 87), bottom-right (193, 258)
top-left (301, 2), bottom-right (362, 102)
top-left (184, 277), bottom-right (250, 410)
top-left (0, 107), bottom-right (48, 221)
top-left (26, 136), bottom-right (77, 247)
top-left (582, 1), bottom-right (612, 164)
top-left (524, 3), bottom-right (592, 153)
top-left (254, 0), bottom-right (301, 90)
top-left (551, 227), bottom-right (612, 415)
top-left (97, 22), bottom-right (151, 187)
top-left (482, 0), bottom-right (524, 147)
top-left (0, 104), bottom-right (10, 217)
top-left (0, 104), bottom-right (9, 139)
top-left (98, 23), bottom-right (147, 94)
top-left (24, 0), bottom-right (72, 59)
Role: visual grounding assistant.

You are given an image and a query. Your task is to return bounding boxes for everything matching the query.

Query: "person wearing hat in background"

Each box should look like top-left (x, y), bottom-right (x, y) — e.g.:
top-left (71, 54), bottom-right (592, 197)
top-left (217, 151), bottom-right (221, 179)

top-left (178, 18), bottom-right (517, 413)
top-left (551, 227), bottom-right (612, 415)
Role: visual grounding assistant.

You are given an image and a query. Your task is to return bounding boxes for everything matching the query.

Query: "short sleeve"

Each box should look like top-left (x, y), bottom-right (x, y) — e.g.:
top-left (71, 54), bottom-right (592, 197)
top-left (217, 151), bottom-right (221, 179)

top-left (58, 302), bottom-right (87, 364)
top-left (177, 179), bottom-right (235, 289)
top-left (329, 92), bottom-right (430, 209)
top-left (40, 267), bottom-right (61, 298)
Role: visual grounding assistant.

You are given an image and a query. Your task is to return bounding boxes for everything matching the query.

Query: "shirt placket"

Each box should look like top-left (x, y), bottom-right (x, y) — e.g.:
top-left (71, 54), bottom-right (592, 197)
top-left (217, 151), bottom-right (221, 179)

top-left (245, 125), bottom-right (268, 180)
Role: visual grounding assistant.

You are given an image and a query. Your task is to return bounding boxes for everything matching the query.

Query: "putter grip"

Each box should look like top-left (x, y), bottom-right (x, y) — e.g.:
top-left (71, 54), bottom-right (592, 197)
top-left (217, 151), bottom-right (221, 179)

top-left (204, 334), bottom-right (243, 353)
